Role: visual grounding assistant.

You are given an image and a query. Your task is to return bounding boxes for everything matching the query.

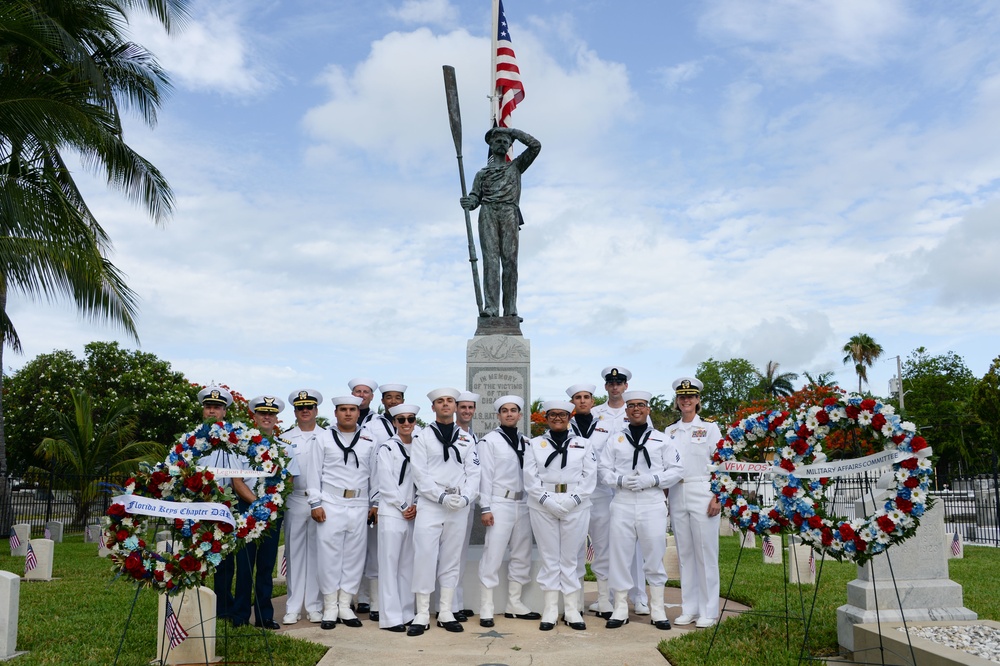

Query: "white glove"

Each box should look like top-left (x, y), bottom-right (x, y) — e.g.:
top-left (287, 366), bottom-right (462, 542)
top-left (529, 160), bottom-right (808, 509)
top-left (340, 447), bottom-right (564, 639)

top-left (558, 495), bottom-right (577, 513)
top-left (624, 475), bottom-right (644, 491)
top-left (544, 496), bottom-right (569, 519)
top-left (636, 473), bottom-right (656, 489)
top-left (445, 494), bottom-right (467, 510)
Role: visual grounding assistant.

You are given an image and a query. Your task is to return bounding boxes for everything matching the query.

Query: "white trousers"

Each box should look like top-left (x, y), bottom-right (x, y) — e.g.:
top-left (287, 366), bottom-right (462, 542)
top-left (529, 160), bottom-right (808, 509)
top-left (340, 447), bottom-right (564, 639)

top-left (412, 502), bottom-right (471, 594)
top-left (454, 504), bottom-right (475, 610)
top-left (377, 514), bottom-right (414, 627)
top-left (576, 493), bottom-right (611, 580)
top-left (316, 502), bottom-right (367, 596)
top-left (528, 504), bottom-right (590, 594)
top-left (357, 523), bottom-right (378, 604)
top-left (608, 500), bottom-right (668, 592)
top-left (284, 492), bottom-right (322, 615)
top-left (671, 481), bottom-right (720, 619)
top-left (479, 500), bottom-right (533, 588)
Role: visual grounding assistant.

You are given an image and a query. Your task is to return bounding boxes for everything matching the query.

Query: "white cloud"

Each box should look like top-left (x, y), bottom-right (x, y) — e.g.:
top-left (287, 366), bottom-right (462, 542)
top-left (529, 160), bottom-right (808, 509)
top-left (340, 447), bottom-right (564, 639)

top-left (658, 60), bottom-right (704, 90)
top-left (388, 0), bottom-right (459, 27)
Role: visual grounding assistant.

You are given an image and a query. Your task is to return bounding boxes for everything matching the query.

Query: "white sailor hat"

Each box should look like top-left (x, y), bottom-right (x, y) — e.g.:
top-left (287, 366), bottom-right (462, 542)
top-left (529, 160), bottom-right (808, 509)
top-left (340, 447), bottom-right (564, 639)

top-left (379, 383), bottom-right (407, 394)
top-left (542, 400), bottom-right (575, 414)
top-left (331, 395), bottom-right (364, 407)
top-left (427, 387), bottom-right (461, 402)
top-left (672, 377), bottom-right (704, 395)
top-left (457, 391), bottom-right (480, 404)
top-left (493, 395), bottom-right (524, 411)
top-left (348, 378), bottom-right (378, 391)
top-left (601, 366), bottom-right (632, 382)
top-left (566, 383), bottom-right (597, 399)
top-left (249, 395), bottom-right (284, 414)
top-left (289, 389), bottom-right (323, 407)
top-left (389, 404), bottom-right (420, 417)
top-left (198, 385), bottom-right (233, 407)
top-left (623, 390), bottom-right (653, 404)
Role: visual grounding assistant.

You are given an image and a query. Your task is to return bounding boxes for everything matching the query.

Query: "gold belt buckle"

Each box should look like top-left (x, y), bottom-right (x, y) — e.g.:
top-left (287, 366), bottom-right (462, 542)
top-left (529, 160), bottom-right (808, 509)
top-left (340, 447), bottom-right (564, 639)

top-left (555, 483), bottom-right (568, 493)
top-left (343, 489), bottom-right (357, 499)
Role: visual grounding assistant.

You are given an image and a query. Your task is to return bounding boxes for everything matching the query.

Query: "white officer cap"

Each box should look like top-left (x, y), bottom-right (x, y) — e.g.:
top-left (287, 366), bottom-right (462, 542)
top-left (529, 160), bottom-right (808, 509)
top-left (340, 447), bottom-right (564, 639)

top-left (379, 383), bottom-right (407, 394)
top-left (542, 400), bottom-right (575, 414)
top-left (493, 395), bottom-right (524, 411)
top-left (623, 390), bottom-right (652, 404)
top-left (566, 383), bottom-right (597, 399)
top-left (249, 395), bottom-right (284, 414)
top-left (389, 404), bottom-right (420, 417)
top-left (672, 377), bottom-right (704, 395)
top-left (348, 378), bottom-right (378, 391)
top-left (331, 395), bottom-right (364, 407)
top-left (198, 385), bottom-right (233, 407)
top-left (289, 389), bottom-right (323, 407)
top-left (456, 391), bottom-right (480, 404)
top-left (427, 387), bottom-right (461, 402)
top-left (601, 366), bottom-right (632, 382)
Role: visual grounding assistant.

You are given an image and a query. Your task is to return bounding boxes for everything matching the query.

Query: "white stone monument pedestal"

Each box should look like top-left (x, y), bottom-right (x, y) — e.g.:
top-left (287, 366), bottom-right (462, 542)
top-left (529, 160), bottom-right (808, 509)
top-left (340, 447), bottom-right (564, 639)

top-left (836, 499), bottom-right (976, 655)
top-left (467, 334), bottom-right (531, 435)
top-left (10, 524), bottom-right (29, 557)
top-left (155, 588), bottom-right (221, 665)
top-left (0, 571), bottom-right (25, 659)
top-left (23, 539), bottom-right (54, 581)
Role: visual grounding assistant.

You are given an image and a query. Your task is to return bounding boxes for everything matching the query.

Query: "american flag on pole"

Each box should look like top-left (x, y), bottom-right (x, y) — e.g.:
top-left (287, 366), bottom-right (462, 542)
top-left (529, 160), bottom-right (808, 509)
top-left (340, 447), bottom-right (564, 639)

top-left (951, 531), bottom-right (962, 557)
top-left (9, 527), bottom-right (20, 552)
top-left (164, 600), bottom-right (189, 649)
top-left (25, 543), bottom-right (37, 573)
top-left (808, 550), bottom-right (816, 575)
top-left (585, 534), bottom-right (595, 563)
top-left (762, 535), bottom-right (775, 558)
top-left (280, 553), bottom-right (287, 577)
top-left (98, 531), bottom-right (107, 550)
top-left (44, 527), bottom-right (51, 540)
top-left (492, 0), bottom-right (524, 131)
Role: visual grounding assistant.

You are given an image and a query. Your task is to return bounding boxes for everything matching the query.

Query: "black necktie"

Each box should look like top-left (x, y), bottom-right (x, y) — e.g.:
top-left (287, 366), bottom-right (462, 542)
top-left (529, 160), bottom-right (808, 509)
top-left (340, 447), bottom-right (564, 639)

top-left (544, 436), bottom-right (569, 469)
top-left (332, 430), bottom-right (362, 467)
top-left (498, 428), bottom-right (525, 468)
top-left (432, 424), bottom-right (462, 464)
top-left (626, 428), bottom-right (652, 470)
top-left (396, 441), bottom-right (410, 486)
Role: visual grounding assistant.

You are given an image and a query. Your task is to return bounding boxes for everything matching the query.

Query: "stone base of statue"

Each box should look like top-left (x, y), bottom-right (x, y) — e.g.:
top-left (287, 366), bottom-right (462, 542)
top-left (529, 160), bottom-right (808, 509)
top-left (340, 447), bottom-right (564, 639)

top-left (836, 498), bottom-right (976, 656)
top-left (467, 329), bottom-right (531, 436)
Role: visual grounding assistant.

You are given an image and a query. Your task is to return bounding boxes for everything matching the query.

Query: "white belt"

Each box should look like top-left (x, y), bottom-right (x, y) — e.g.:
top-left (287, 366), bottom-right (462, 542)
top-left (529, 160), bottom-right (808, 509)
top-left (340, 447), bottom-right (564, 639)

top-left (680, 476), bottom-right (710, 483)
top-left (328, 486), bottom-right (365, 499)
top-left (493, 486), bottom-right (525, 501)
top-left (542, 482), bottom-right (578, 493)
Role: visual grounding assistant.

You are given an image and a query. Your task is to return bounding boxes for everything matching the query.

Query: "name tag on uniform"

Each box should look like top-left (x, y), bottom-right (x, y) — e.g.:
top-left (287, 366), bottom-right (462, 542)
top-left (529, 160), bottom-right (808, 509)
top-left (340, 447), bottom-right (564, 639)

top-left (569, 443), bottom-right (585, 449)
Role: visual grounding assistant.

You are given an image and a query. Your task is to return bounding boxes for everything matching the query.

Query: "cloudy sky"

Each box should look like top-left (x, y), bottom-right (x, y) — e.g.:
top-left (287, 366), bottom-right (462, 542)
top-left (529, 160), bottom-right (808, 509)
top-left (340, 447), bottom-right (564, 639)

top-left (7, 0), bottom-right (1000, 414)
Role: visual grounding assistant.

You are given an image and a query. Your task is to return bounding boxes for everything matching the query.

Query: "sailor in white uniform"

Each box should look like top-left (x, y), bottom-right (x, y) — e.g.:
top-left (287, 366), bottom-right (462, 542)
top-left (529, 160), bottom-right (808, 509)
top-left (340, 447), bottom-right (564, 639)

top-left (451, 390), bottom-right (481, 621)
top-left (666, 377), bottom-right (723, 629)
top-left (523, 400), bottom-right (597, 631)
top-left (348, 377), bottom-right (380, 618)
top-left (599, 390), bottom-right (683, 630)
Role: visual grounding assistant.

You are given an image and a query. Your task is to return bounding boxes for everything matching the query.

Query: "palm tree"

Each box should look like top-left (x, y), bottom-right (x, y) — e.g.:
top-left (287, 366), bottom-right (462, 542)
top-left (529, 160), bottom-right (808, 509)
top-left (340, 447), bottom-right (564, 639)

top-left (803, 371), bottom-right (836, 388)
top-left (34, 388), bottom-right (166, 526)
top-left (842, 333), bottom-right (884, 394)
top-left (757, 361), bottom-right (798, 398)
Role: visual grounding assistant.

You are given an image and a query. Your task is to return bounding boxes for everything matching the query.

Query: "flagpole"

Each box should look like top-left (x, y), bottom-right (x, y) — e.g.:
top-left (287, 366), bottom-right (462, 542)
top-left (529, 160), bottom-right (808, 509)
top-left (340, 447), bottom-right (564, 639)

top-left (490, 0), bottom-right (500, 125)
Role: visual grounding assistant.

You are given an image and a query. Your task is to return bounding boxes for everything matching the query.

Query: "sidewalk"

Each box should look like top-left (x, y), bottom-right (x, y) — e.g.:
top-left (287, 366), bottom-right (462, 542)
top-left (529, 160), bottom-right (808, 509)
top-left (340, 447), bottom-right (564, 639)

top-left (274, 583), bottom-right (748, 666)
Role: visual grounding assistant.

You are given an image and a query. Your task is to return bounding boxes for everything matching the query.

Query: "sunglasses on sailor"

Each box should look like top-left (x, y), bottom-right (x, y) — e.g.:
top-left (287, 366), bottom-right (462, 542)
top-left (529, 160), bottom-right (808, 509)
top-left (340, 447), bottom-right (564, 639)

top-left (394, 415), bottom-right (417, 424)
top-left (294, 405), bottom-right (315, 412)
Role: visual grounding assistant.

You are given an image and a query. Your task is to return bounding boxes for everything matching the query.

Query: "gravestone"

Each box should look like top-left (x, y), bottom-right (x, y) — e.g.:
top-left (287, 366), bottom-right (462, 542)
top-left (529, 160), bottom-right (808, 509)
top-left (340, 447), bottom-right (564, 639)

top-left (663, 534), bottom-right (680, 580)
top-left (719, 520), bottom-right (734, 537)
top-left (467, 333), bottom-right (531, 436)
top-left (10, 524), bottom-right (29, 557)
top-left (155, 587), bottom-right (221, 665)
top-left (740, 530), bottom-right (757, 549)
top-left (24, 539), bottom-right (54, 581)
top-left (762, 535), bottom-right (783, 565)
top-left (836, 497), bottom-right (977, 654)
top-left (787, 538), bottom-right (815, 585)
top-left (84, 524), bottom-right (102, 543)
top-left (0, 571), bottom-right (23, 659)
top-left (44, 521), bottom-right (63, 543)
top-left (155, 530), bottom-right (171, 544)
top-left (274, 545), bottom-right (286, 584)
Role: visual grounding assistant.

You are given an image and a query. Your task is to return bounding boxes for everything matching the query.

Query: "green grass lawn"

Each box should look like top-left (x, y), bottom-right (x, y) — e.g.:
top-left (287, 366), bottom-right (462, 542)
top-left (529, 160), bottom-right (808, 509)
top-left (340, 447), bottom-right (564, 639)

top-left (658, 537), bottom-right (1000, 665)
top-left (0, 537), bottom-right (326, 666)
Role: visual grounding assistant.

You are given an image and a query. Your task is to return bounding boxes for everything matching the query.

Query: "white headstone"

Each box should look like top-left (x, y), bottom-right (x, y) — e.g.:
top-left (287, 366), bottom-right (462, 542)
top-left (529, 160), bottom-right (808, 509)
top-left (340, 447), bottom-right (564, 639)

top-left (0, 571), bottom-right (21, 658)
top-left (84, 524), bottom-right (102, 543)
top-left (663, 544), bottom-right (681, 580)
top-left (155, 530), bottom-right (172, 544)
top-left (740, 530), bottom-right (757, 549)
top-left (43, 521), bottom-right (63, 543)
top-left (155, 587), bottom-right (222, 665)
top-left (10, 524), bottom-right (29, 557)
top-left (787, 541), bottom-right (815, 585)
top-left (762, 534), bottom-right (783, 565)
top-left (97, 528), bottom-right (112, 558)
top-left (24, 539), bottom-right (54, 581)
top-left (274, 544), bottom-right (286, 584)
top-left (719, 520), bottom-right (734, 537)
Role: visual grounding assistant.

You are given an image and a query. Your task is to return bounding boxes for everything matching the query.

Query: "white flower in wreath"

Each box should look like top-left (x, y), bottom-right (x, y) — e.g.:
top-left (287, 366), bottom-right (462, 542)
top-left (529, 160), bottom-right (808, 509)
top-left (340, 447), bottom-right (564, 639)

top-left (917, 459), bottom-right (932, 471)
top-left (895, 470), bottom-right (911, 482)
top-left (781, 446), bottom-right (795, 459)
top-left (806, 412), bottom-right (821, 429)
top-left (901, 421), bottom-right (916, 433)
top-left (813, 425), bottom-right (830, 438)
top-left (875, 531), bottom-right (892, 545)
top-left (829, 407), bottom-right (847, 422)
top-left (910, 489), bottom-right (926, 502)
top-left (857, 411), bottom-right (873, 426)
top-left (882, 405), bottom-right (896, 416)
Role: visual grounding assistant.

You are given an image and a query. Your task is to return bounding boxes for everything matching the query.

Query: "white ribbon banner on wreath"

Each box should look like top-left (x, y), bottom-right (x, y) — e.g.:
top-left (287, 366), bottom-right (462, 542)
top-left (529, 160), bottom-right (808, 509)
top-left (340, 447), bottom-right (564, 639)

top-left (202, 467), bottom-right (271, 479)
top-left (112, 495), bottom-right (236, 527)
top-left (772, 448), bottom-right (928, 479)
top-left (720, 461), bottom-right (773, 474)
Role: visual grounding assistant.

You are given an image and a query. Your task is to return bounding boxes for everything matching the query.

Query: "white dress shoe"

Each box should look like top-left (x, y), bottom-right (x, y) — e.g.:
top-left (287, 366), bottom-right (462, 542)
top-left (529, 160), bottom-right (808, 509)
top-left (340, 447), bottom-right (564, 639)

top-left (308, 611), bottom-right (323, 623)
top-left (633, 601), bottom-right (650, 615)
top-left (674, 614), bottom-right (698, 626)
top-left (695, 617), bottom-right (717, 628)
top-left (282, 613), bottom-right (300, 625)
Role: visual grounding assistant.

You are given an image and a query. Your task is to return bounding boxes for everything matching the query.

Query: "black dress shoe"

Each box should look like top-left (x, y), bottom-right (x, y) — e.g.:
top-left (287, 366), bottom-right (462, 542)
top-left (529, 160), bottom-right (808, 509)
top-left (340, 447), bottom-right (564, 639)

top-left (479, 618), bottom-right (495, 628)
top-left (338, 617), bottom-right (363, 628)
top-left (605, 617), bottom-right (629, 629)
top-left (436, 620), bottom-right (464, 633)
top-left (321, 620), bottom-right (336, 630)
top-left (504, 611), bottom-right (542, 620)
top-left (382, 624), bottom-right (406, 632)
top-left (461, 609), bottom-right (475, 617)
top-left (564, 618), bottom-right (586, 631)
top-left (369, 611), bottom-right (379, 622)
top-left (539, 621), bottom-right (554, 631)
top-left (652, 619), bottom-right (672, 630)
top-left (594, 611), bottom-right (612, 620)
top-left (406, 623), bottom-right (426, 636)
top-left (255, 619), bottom-right (281, 630)
top-left (356, 603), bottom-right (370, 614)
top-left (454, 610), bottom-right (468, 623)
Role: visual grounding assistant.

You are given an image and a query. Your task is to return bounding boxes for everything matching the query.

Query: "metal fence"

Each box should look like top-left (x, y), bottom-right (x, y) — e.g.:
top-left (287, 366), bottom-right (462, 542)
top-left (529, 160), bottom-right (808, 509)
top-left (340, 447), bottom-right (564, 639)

top-left (3, 470), bottom-right (130, 535)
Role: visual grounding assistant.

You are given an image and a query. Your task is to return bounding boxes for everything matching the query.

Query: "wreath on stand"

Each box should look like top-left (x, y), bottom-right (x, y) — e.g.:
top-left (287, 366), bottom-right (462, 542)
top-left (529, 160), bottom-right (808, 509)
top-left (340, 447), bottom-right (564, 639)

top-left (102, 420), bottom-right (292, 592)
top-left (710, 395), bottom-right (933, 564)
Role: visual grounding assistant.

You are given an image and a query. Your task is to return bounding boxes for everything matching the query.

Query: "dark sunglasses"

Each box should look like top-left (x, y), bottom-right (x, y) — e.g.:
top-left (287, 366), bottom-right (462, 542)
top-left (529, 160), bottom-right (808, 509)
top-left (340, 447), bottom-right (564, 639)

top-left (294, 405), bottom-right (315, 412)
top-left (394, 415), bottom-right (417, 424)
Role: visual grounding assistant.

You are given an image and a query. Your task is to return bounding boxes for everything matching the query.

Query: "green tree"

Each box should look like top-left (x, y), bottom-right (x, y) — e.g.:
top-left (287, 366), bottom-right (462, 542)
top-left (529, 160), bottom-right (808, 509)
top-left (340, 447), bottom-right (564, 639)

top-left (842, 333), bottom-right (884, 394)
top-left (900, 347), bottom-right (982, 472)
top-left (34, 387), bottom-right (165, 526)
top-left (756, 360), bottom-right (798, 398)
top-left (803, 371), bottom-right (836, 388)
top-left (695, 357), bottom-right (762, 419)
top-left (971, 356), bottom-right (1000, 456)
top-left (4, 342), bottom-right (200, 474)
